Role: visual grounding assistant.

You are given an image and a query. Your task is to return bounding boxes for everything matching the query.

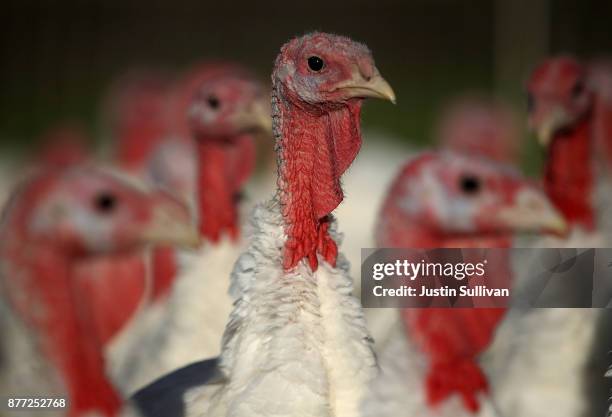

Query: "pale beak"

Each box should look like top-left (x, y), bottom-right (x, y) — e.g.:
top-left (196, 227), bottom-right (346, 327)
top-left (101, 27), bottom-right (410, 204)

top-left (141, 200), bottom-right (201, 249)
top-left (232, 96), bottom-right (273, 135)
top-left (496, 188), bottom-right (568, 235)
top-left (534, 107), bottom-right (570, 147)
top-left (334, 69), bottom-right (396, 104)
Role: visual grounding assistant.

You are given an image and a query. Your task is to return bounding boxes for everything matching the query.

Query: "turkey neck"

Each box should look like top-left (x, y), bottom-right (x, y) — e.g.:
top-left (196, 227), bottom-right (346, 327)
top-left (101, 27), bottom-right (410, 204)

top-left (273, 86), bottom-right (363, 271)
top-left (2, 243), bottom-right (122, 417)
top-left (544, 116), bottom-right (594, 230)
top-left (195, 136), bottom-right (254, 243)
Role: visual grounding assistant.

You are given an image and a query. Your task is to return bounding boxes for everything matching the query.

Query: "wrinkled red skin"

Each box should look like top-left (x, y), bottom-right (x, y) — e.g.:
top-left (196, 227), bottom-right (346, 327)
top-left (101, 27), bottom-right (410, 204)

top-left (543, 116), bottom-right (595, 230)
top-left (376, 155), bottom-right (519, 413)
top-left (271, 32), bottom-right (378, 271)
top-left (276, 97), bottom-right (362, 271)
top-left (196, 135), bottom-right (255, 242)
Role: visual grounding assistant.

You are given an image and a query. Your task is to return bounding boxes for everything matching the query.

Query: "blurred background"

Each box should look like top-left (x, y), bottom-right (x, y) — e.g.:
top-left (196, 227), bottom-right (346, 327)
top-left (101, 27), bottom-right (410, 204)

top-left (1, 0), bottom-right (611, 172)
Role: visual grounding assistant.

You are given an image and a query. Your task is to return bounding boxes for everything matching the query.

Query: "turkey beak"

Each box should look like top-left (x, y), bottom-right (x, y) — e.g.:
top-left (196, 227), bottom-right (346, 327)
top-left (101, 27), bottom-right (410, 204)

top-left (534, 106), bottom-right (570, 147)
top-left (496, 188), bottom-right (568, 235)
top-left (233, 96), bottom-right (273, 135)
top-left (141, 197), bottom-right (201, 249)
top-left (335, 69), bottom-right (396, 104)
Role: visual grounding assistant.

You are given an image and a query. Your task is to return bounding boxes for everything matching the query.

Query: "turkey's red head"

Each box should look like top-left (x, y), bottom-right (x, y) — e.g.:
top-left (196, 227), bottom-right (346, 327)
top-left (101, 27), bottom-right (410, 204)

top-left (436, 97), bottom-right (521, 164)
top-left (6, 166), bottom-right (198, 257)
top-left (167, 63), bottom-right (270, 241)
top-left (273, 32), bottom-right (395, 270)
top-left (274, 32), bottom-right (395, 109)
top-left (376, 152), bottom-right (567, 248)
top-left (188, 71), bottom-right (271, 139)
top-left (527, 56), bottom-right (593, 146)
top-left (169, 63), bottom-right (271, 140)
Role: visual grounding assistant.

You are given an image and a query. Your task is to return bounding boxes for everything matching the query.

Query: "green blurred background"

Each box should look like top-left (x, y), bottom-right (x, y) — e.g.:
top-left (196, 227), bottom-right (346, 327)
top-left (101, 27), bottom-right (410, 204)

top-left (1, 0), bottom-right (611, 172)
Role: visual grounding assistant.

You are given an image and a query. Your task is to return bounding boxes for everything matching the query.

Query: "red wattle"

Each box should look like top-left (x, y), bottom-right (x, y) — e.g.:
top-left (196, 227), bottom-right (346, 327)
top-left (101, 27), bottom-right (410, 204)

top-left (277, 99), bottom-right (362, 271)
top-left (196, 135), bottom-right (255, 242)
top-left (3, 247), bottom-right (123, 417)
top-left (73, 254), bottom-right (147, 346)
top-left (378, 194), bottom-right (512, 414)
top-left (402, 307), bottom-right (506, 413)
top-left (426, 357), bottom-right (488, 412)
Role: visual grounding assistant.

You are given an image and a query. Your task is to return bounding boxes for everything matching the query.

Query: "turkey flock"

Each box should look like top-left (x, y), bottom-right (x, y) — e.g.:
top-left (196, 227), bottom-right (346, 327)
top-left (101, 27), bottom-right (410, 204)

top-left (0, 31), bottom-right (611, 417)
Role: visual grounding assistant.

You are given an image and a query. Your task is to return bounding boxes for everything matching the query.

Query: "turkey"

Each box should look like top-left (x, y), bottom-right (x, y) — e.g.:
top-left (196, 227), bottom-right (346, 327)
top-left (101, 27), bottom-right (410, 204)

top-left (488, 55), bottom-right (612, 417)
top-left (0, 164), bottom-right (198, 417)
top-left (363, 95), bottom-right (523, 350)
top-left (130, 31), bottom-right (395, 417)
top-left (27, 126), bottom-right (167, 359)
top-left (109, 62), bottom-right (272, 393)
top-left (361, 151), bottom-right (566, 417)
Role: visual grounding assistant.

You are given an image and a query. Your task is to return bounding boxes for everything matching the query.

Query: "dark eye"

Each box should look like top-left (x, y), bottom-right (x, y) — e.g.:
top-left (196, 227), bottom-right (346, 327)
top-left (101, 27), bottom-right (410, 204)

top-left (307, 56), bottom-right (324, 72)
top-left (459, 175), bottom-right (481, 195)
top-left (526, 92), bottom-right (535, 113)
top-left (571, 80), bottom-right (585, 99)
top-left (94, 192), bottom-right (117, 214)
top-left (207, 95), bottom-right (220, 109)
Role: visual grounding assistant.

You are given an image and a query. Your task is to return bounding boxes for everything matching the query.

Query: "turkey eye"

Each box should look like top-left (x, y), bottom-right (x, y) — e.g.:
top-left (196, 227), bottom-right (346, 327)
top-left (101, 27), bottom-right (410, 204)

top-left (459, 175), bottom-right (481, 195)
top-left (207, 95), bottom-right (220, 109)
top-left (307, 56), bottom-right (324, 72)
top-left (571, 81), bottom-right (585, 99)
top-left (94, 192), bottom-right (117, 214)
top-left (526, 92), bottom-right (535, 113)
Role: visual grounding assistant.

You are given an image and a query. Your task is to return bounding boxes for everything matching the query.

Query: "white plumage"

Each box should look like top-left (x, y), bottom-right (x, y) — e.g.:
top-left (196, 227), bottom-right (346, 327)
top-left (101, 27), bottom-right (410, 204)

top-left (183, 200), bottom-right (376, 417)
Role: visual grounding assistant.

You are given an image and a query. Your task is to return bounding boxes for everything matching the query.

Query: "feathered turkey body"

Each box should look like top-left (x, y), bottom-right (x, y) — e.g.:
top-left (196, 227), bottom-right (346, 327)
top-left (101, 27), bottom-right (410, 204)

top-left (182, 201), bottom-right (375, 417)
top-left (0, 166), bottom-right (197, 417)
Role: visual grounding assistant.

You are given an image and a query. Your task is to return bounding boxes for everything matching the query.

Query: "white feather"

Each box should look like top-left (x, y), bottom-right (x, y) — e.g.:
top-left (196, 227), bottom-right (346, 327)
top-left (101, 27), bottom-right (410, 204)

top-left (183, 199), bottom-right (376, 417)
